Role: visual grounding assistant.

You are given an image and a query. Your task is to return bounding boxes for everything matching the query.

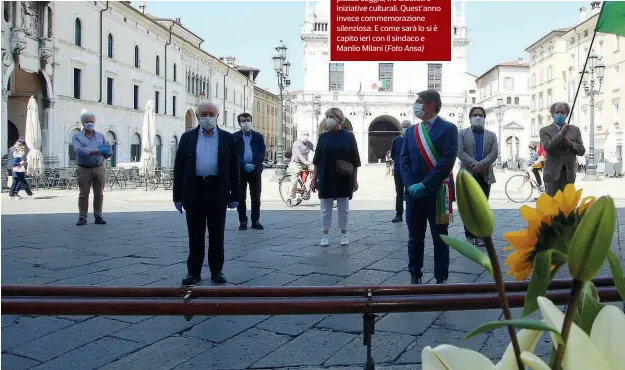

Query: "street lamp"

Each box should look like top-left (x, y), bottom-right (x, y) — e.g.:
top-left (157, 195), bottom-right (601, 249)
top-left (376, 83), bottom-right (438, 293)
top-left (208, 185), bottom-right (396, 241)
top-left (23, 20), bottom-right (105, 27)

top-left (495, 97), bottom-right (505, 166)
top-left (581, 50), bottom-right (605, 179)
top-left (312, 95), bottom-right (321, 141)
top-left (272, 40), bottom-right (290, 172)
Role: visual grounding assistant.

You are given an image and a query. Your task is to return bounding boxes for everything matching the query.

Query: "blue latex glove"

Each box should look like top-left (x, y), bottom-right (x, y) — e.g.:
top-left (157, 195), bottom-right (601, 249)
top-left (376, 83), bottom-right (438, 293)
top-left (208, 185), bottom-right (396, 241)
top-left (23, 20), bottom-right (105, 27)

top-left (244, 164), bottom-right (255, 173)
top-left (98, 145), bottom-right (111, 156)
top-left (408, 183), bottom-right (426, 198)
top-left (227, 201), bottom-right (238, 209)
top-left (174, 202), bottom-right (184, 214)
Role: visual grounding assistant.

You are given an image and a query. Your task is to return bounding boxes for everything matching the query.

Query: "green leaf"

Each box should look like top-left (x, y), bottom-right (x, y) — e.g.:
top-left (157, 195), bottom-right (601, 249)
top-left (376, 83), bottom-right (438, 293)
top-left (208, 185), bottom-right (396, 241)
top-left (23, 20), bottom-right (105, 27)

top-left (522, 250), bottom-right (554, 317)
top-left (573, 282), bottom-right (605, 335)
top-left (607, 250), bottom-right (625, 301)
top-left (440, 235), bottom-right (493, 275)
top-left (464, 319), bottom-right (563, 344)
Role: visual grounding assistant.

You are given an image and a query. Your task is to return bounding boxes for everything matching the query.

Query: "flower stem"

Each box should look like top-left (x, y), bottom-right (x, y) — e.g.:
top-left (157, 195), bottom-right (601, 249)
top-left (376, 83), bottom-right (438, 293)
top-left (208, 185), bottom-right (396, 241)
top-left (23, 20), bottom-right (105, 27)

top-left (483, 236), bottom-right (524, 370)
top-left (552, 278), bottom-right (584, 370)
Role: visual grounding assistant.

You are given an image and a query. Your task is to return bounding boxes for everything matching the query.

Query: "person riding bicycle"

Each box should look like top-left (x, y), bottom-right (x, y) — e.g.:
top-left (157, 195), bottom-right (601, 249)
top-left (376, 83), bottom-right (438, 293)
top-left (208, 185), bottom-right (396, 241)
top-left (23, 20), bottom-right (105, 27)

top-left (385, 150), bottom-right (393, 175)
top-left (527, 143), bottom-right (544, 192)
top-left (287, 131), bottom-right (314, 203)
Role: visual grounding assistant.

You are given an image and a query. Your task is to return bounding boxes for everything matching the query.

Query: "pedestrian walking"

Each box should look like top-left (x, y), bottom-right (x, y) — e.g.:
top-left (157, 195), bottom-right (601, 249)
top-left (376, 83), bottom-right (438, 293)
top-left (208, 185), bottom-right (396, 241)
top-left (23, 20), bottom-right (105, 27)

top-left (173, 101), bottom-right (239, 285)
top-left (310, 107), bottom-right (361, 247)
top-left (5, 138), bottom-right (25, 192)
top-left (457, 106), bottom-right (498, 246)
top-left (71, 111), bottom-right (112, 226)
top-left (390, 120), bottom-right (411, 222)
top-left (233, 113), bottom-right (266, 230)
top-left (8, 144), bottom-right (33, 198)
top-left (401, 90), bottom-right (458, 285)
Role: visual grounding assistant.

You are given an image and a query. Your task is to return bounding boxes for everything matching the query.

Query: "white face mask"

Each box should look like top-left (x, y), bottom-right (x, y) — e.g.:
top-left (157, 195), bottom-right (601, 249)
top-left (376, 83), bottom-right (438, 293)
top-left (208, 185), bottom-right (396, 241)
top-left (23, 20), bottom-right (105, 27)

top-left (300, 135), bottom-right (309, 142)
top-left (326, 118), bottom-right (337, 128)
top-left (413, 104), bottom-right (425, 119)
top-left (199, 117), bottom-right (217, 130)
top-left (84, 122), bottom-right (95, 131)
top-left (470, 116), bottom-right (485, 128)
top-left (402, 128), bottom-right (408, 136)
top-left (240, 122), bottom-right (252, 131)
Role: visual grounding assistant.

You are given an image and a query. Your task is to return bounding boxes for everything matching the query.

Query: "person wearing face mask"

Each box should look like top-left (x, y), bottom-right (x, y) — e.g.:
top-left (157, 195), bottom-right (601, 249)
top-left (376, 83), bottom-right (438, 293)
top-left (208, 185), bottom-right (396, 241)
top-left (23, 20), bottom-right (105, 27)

top-left (173, 102), bottom-right (239, 285)
top-left (71, 110), bottom-right (112, 226)
top-left (233, 113), bottom-right (266, 230)
top-left (400, 90), bottom-right (458, 285)
top-left (390, 120), bottom-right (412, 222)
top-left (287, 131), bottom-right (314, 205)
top-left (9, 144), bottom-right (34, 198)
top-left (5, 138), bottom-right (25, 192)
top-left (457, 106), bottom-right (499, 246)
top-left (310, 107), bottom-right (361, 247)
top-left (539, 102), bottom-right (585, 196)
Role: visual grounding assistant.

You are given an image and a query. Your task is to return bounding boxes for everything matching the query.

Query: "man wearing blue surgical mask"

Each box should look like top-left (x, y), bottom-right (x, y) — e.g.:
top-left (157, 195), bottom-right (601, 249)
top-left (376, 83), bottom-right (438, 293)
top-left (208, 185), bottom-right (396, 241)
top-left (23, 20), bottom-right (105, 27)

top-left (173, 101), bottom-right (240, 285)
top-left (233, 113), bottom-right (266, 231)
top-left (390, 120), bottom-right (412, 222)
top-left (539, 102), bottom-right (585, 196)
top-left (72, 110), bottom-right (112, 226)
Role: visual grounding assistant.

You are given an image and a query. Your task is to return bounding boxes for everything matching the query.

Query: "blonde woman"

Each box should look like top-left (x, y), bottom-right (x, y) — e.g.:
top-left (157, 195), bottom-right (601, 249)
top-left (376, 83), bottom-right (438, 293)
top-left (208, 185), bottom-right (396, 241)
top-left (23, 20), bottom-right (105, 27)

top-left (310, 107), bottom-right (361, 246)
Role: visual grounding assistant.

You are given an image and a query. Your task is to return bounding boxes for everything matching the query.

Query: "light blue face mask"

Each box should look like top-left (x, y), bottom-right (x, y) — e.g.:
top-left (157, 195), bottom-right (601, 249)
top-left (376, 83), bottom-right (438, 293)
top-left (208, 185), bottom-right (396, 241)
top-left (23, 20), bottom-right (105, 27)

top-left (554, 114), bottom-right (567, 126)
top-left (402, 128), bottom-right (408, 136)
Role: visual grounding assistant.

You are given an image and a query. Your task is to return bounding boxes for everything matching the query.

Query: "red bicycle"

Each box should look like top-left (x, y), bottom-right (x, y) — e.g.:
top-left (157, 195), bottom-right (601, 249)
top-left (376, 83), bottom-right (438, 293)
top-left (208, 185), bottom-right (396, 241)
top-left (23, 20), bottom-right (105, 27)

top-left (279, 169), bottom-right (313, 207)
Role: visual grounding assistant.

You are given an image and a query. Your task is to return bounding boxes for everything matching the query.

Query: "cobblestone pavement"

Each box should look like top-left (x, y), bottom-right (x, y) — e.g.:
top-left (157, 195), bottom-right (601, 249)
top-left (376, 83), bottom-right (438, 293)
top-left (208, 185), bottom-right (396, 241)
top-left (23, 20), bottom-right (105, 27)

top-left (2, 167), bottom-right (624, 369)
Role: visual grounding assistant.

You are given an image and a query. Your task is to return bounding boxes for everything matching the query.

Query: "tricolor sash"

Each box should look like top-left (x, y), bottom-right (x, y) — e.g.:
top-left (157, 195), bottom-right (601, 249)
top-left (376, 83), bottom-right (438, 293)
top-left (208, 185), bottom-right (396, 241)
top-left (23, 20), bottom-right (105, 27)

top-left (414, 122), bottom-right (454, 225)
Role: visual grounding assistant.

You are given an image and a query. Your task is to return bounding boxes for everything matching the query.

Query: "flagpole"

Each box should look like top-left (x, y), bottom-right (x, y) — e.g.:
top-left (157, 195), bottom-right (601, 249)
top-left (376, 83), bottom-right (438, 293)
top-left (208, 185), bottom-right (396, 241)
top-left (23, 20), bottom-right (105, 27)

top-left (566, 30), bottom-right (598, 126)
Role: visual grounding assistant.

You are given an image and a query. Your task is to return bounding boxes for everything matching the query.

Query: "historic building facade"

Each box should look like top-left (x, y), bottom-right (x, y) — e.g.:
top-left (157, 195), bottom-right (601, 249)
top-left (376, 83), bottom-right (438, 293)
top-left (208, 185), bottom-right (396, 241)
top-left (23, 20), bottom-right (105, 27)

top-left (2, 1), bottom-right (254, 168)
top-left (253, 86), bottom-right (280, 161)
top-left (292, 0), bottom-right (477, 164)
top-left (475, 61), bottom-right (531, 161)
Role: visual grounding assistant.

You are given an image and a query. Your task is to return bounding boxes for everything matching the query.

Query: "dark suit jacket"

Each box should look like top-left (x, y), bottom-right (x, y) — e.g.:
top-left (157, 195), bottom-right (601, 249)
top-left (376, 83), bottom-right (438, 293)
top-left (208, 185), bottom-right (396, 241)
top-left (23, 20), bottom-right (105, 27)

top-left (173, 126), bottom-right (239, 207)
top-left (233, 130), bottom-right (266, 171)
top-left (400, 116), bottom-right (458, 201)
top-left (539, 123), bottom-right (585, 183)
top-left (391, 135), bottom-right (404, 173)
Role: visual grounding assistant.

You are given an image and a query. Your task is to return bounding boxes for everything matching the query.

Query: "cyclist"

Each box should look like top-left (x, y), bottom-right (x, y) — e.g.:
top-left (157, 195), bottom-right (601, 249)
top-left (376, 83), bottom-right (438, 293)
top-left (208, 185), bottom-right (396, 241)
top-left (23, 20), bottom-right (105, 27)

top-left (385, 150), bottom-right (393, 176)
top-left (527, 143), bottom-right (544, 192)
top-left (287, 131), bottom-right (314, 204)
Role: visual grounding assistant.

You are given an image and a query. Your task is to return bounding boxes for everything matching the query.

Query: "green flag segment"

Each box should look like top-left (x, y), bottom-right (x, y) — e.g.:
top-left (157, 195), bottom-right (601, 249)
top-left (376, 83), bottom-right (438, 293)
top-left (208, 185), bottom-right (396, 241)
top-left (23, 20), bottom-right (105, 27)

top-left (595, 1), bottom-right (625, 37)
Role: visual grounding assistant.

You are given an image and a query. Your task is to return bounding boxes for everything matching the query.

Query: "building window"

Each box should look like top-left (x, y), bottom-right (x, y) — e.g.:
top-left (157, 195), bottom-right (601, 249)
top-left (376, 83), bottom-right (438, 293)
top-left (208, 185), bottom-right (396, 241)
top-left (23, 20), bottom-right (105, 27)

top-left (134, 46), bottom-right (140, 68)
top-left (531, 118), bottom-right (536, 136)
top-left (538, 92), bottom-right (543, 108)
top-left (427, 63), bottom-right (442, 91)
top-left (584, 29), bottom-right (589, 38)
top-left (599, 40), bottom-right (604, 56)
top-left (547, 89), bottom-right (552, 106)
top-left (156, 56), bottom-right (160, 76)
top-left (506, 96), bottom-right (512, 104)
top-left (615, 35), bottom-right (621, 51)
top-left (73, 68), bottom-right (81, 99)
top-left (514, 97), bottom-right (520, 105)
top-left (155, 135), bottom-right (162, 168)
top-left (173, 64), bottom-right (177, 82)
top-left (74, 18), bottom-right (82, 46)
top-left (614, 65), bottom-right (620, 89)
top-left (504, 77), bottom-right (514, 90)
top-left (531, 95), bottom-right (535, 110)
top-left (378, 63), bottom-right (393, 92)
top-left (531, 73), bottom-right (536, 87)
top-left (107, 33), bottom-right (113, 58)
top-left (328, 63), bottom-right (344, 91)
top-left (225, 110), bottom-right (228, 126)
top-left (106, 78), bottom-right (113, 105)
top-left (133, 85), bottom-right (139, 110)
top-left (216, 83), bottom-right (219, 97)
top-left (172, 96), bottom-right (176, 117)
top-left (547, 65), bottom-right (553, 80)
top-left (155, 91), bottom-right (160, 113)
top-left (130, 133), bottom-right (141, 162)
top-left (570, 37), bottom-right (575, 45)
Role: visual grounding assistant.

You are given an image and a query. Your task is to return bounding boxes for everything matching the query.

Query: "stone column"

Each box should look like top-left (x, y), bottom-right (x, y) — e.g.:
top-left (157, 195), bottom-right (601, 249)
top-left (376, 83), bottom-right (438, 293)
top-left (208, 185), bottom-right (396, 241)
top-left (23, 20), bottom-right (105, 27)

top-left (14, 1), bottom-right (23, 30)
top-left (2, 91), bottom-right (8, 154)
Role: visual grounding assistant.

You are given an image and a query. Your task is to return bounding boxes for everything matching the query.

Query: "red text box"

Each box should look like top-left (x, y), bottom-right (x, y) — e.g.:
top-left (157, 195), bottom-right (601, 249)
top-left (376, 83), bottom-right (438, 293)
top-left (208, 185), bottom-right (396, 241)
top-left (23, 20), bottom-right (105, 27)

top-left (330, 0), bottom-right (452, 62)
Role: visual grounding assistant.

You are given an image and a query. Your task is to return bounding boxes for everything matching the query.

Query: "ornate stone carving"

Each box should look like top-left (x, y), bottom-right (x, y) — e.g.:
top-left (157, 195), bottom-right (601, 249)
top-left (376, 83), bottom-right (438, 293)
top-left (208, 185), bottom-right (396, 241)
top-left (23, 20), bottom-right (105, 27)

top-left (21, 2), bottom-right (40, 37)
top-left (2, 49), bottom-right (13, 67)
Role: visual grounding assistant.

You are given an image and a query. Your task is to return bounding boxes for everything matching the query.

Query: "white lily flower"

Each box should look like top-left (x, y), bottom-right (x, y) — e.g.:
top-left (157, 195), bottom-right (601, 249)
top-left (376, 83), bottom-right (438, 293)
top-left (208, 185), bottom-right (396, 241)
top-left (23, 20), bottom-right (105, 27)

top-left (526, 297), bottom-right (625, 370)
top-left (422, 329), bottom-right (542, 370)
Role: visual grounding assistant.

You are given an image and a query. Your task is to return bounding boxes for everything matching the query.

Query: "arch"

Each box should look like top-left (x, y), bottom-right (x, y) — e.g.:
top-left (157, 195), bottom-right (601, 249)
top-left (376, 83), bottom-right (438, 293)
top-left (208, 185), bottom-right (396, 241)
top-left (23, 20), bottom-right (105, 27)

top-left (506, 136), bottom-right (521, 161)
top-left (134, 45), bottom-right (140, 68)
top-left (107, 33), bottom-right (113, 58)
top-left (6, 120), bottom-right (18, 150)
top-left (185, 109), bottom-right (195, 131)
top-left (155, 134), bottom-right (163, 168)
top-left (130, 133), bottom-right (141, 162)
top-left (105, 131), bottom-right (117, 167)
top-left (170, 135), bottom-right (178, 167)
top-left (367, 115), bottom-right (401, 163)
top-left (74, 18), bottom-right (82, 46)
top-left (173, 63), bottom-right (177, 82)
top-left (514, 97), bottom-right (520, 105)
top-left (318, 117), bottom-right (353, 132)
top-left (156, 55), bottom-right (160, 76)
top-left (506, 96), bottom-right (512, 105)
top-left (3, 2), bottom-right (11, 23)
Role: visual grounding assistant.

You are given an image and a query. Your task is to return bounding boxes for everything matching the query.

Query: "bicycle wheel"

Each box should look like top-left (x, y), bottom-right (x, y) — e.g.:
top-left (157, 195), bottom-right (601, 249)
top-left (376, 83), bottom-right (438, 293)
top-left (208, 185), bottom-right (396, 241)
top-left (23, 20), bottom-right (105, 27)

top-left (279, 175), bottom-right (304, 206)
top-left (505, 174), bottom-right (533, 203)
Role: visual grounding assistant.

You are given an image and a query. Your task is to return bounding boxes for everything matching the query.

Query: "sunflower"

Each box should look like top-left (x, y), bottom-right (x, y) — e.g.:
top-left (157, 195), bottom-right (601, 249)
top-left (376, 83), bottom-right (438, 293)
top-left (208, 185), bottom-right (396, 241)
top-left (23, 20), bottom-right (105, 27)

top-left (503, 184), bottom-right (596, 281)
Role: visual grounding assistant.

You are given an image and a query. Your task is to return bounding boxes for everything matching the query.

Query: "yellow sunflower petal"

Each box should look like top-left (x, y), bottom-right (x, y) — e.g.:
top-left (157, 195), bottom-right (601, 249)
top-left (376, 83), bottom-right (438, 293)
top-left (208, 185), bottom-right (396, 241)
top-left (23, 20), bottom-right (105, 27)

top-left (578, 196), bottom-right (596, 215)
top-left (503, 229), bottom-right (537, 250)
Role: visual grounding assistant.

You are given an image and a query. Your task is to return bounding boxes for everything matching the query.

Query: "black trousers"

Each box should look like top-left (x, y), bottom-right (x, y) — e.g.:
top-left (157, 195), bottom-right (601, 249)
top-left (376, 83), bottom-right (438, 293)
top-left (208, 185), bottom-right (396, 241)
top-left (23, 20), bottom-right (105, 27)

top-left (464, 172), bottom-right (491, 239)
top-left (393, 170), bottom-right (404, 217)
top-left (237, 168), bottom-right (262, 223)
top-left (185, 178), bottom-right (227, 277)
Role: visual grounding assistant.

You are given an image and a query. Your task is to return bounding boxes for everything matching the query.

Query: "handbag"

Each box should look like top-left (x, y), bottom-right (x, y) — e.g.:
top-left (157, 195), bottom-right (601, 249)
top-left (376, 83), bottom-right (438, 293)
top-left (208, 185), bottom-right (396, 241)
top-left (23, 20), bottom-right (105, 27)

top-left (335, 159), bottom-right (354, 176)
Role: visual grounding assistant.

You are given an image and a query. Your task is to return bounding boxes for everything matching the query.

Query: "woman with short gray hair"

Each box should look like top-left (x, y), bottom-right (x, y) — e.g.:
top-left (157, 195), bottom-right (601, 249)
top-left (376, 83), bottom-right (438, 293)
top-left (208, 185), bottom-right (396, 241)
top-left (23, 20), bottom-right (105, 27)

top-left (310, 107), bottom-right (361, 246)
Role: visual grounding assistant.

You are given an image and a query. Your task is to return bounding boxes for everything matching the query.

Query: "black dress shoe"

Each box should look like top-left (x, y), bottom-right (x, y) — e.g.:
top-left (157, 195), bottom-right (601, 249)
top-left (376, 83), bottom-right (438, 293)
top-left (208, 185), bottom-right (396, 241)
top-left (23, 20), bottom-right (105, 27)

top-left (391, 216), bottom-right (403, 223)
top-left (410, 276), bottom-right (422, 284)
top-left (182, 274), bottom-right (201, 285)
top-left (94, 217), bottom-right (107, 225)
top-left (239, 222), bottom-right (248, 230)
top-left (436, 279), bottom-right (447, 284)
top-left (211, 272), bottom-right (227, 284)
top-left (76, 218), bottom-right (87, 226)
top-left (251, 222), bottom-right (264, 230)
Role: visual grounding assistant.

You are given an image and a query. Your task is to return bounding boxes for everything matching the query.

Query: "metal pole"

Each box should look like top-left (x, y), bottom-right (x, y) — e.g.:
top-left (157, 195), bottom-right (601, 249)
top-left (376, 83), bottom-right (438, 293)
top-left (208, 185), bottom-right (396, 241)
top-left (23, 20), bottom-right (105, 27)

top-left (277, 86), bottom-right (284, 167)
top-left (586, 79), bottom-right (597, 177)
top-left (498, 119), bottom-right (503, 166)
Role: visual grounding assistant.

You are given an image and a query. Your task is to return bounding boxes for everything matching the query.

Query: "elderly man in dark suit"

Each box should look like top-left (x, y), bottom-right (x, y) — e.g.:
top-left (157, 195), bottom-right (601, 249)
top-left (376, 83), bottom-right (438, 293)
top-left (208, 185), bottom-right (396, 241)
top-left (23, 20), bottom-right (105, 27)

top-left (173, 101), bottom-right (239, 285)
top-left (539, 102), bottom-right (585, 196)
top-left (457, 106), bottom-right (499, 246)
top-left (233, 113), bottom-right (266, 231)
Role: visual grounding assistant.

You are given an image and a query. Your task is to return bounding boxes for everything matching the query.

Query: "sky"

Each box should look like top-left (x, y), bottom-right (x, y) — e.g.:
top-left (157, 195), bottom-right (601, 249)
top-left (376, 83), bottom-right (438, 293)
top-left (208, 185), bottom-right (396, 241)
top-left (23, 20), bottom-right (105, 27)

top-left (136, 1), bottom-right (589, 94)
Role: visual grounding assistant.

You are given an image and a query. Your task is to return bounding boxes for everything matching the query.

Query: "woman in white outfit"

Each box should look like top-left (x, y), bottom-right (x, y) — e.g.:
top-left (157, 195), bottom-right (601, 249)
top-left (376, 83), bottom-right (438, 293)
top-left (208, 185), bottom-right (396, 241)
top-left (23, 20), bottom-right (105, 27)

top-left (310, 108), bottom-right (361, 246)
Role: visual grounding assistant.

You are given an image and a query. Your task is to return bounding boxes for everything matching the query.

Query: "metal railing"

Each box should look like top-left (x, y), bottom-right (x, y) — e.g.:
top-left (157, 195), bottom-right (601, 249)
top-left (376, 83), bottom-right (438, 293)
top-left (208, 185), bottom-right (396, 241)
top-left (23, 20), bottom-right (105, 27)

top-left (2, 277), bottom-right (619, 370)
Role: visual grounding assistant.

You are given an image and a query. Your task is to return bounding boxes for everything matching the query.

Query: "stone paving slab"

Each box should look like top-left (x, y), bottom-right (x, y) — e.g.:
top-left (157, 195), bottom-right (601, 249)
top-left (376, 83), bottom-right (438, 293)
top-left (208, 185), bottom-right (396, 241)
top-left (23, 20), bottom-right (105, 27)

top-left (2, 167), bottom-right (624, 369)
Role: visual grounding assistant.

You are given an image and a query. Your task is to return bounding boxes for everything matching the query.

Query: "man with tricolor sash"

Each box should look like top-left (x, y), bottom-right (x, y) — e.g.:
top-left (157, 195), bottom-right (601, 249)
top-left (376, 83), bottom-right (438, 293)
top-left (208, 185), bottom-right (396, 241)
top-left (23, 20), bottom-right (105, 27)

top-left (400, 90), bottom-right (458, 285)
